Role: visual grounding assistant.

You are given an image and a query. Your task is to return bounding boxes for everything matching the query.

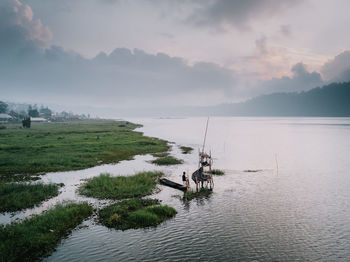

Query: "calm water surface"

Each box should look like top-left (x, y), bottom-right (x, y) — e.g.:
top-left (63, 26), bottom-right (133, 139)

top-left (3, 117), bottom-right (350, 261)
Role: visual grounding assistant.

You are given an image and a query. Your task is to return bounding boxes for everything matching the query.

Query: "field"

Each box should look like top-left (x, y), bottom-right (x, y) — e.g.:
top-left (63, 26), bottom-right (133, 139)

top-left (0, 120), bottom-right (169, 182)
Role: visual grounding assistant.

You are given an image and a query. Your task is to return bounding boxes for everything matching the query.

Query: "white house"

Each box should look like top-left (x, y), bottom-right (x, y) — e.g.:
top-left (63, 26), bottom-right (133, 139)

top-left (30, 117), bottom-right (47, 122)
top-left (0, 113), bottom-right (12, 122)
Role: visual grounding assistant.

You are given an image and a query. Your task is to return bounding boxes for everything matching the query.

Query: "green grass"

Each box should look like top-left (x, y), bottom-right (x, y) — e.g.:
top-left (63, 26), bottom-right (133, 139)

top-left (0, 202), bottom-right (93, 262)
top-left (79, 171), bottom-right (163, 200)
top-left (183, 188), bottom-right (213, 201)
top-left (179, 146), bottom-right (193, 154)
top-left (0, 183), bottom-right (59, 213)
top-left (152, 152), bottom-right (169, 157)
top-left (99, 198), bottom-right (177, 230)
top-left (209, 169), bottom-right (225, 175)
top-left (0, 120), bottom-right (169, 182)
top-left (151, 156), bottom-right (183, 166)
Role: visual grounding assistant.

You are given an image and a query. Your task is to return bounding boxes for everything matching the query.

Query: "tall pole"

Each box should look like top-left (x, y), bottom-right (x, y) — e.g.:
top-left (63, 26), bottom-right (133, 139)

top-left (202, 117), bottom-right (209, 153)
top-left (275, 154), bottom-right (279, 175)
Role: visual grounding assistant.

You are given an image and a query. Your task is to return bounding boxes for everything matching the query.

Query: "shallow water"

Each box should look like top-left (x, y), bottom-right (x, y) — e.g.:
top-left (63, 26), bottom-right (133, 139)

top-left (3, 117), bottom-right (350, 261)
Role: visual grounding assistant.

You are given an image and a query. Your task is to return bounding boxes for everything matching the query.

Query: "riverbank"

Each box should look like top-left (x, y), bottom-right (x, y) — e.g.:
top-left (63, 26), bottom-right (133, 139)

top-left (0, 120), bottom-right (169, 182)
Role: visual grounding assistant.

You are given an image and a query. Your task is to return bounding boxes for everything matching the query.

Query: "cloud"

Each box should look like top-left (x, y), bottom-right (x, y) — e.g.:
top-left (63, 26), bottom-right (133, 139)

top-left (0, 0), bottom-right (240, 108)
top-left (186, 0), bottom-right (302, 31)
top-left (321, 50), bottom-right (350, 82)
top-left (0, 0), bottom-right (52, 56)
top-left (255, 36), bottom-right (268, 55)
top-left (1, 43), bottom-right (238, 107)
top-left (280, 24), bottom-right (291, 37)
top-left (254, 62), bottom-right (323, 95)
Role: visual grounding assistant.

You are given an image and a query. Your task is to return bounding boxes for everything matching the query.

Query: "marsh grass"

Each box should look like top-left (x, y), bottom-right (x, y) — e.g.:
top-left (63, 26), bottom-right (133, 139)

top-left (179, 146), bottom-right (193, 154)
top-left (151, 156), bottom-right (183, 166)
top-left (0, 183), bottom-right (59, 213)
top-left (0, 120), bottom-right (169, 182)
top-left (79, 171), bottom-right (163, 200)
top-left (0, 202), bottom-right (93, 262)
top-left (210, 169), bottom-right (225, 175)
top-left (99, 198), bottom-right (176, 230)
top-left (152, 152), bottom-right (169, 158)
top-left (183, 188), bottom-right (213, 201)
top-left (243, 169), bottom-right (263, 173)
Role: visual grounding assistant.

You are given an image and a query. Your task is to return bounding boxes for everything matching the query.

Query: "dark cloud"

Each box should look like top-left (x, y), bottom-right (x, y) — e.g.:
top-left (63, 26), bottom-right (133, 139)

top-left (321, 50), bottom-right (350, 82)
top-left (0, 0), bottom-right (52, 52)
top-left (254, 62), bottom-right (323, 95)
top-left (186, 0), bottom-right (302, 31)
top-left (1, 43), bottom-right (238, 107)
top-left (0, 1), bottom-right (238, 108)
top-left (255, 36), bottom-right (268, 55)
top-left (280, 24), bottom-right (291, 37)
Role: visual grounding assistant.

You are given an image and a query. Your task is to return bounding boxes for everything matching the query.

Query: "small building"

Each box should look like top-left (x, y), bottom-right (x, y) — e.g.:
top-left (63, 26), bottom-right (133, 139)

top-left (30, 117), bottom-right (47, 122)
top-left (0, 113), bottom-right (12, 122)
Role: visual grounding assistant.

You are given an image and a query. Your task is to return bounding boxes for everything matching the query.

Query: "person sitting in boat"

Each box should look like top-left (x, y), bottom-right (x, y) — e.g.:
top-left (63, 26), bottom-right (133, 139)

top-left (182, 171), bottom-right (187, 185)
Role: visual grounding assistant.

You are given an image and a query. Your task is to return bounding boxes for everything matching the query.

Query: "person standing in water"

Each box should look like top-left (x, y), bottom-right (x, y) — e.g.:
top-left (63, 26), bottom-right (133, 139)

top-left (182, 171), bottom-right (187, 185)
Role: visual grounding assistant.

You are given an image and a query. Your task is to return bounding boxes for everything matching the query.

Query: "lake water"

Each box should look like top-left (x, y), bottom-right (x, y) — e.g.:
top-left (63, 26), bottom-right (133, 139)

top-left (3, 117), bottom-right (350, 261)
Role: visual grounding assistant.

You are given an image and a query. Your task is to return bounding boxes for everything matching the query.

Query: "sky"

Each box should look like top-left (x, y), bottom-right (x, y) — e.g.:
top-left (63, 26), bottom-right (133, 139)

top-left (1, 0), bottom-right (350, 112)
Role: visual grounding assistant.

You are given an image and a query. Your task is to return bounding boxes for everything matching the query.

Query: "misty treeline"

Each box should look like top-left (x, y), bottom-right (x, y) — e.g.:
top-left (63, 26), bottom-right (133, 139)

top-left (209, 82), bottom-right (350, 116)
top-left (0, 102), bottom-right (90, 121)
top-left (107, 81), bottom-right (350, 117)
top-left (0, 102), bottom-right (52, 119)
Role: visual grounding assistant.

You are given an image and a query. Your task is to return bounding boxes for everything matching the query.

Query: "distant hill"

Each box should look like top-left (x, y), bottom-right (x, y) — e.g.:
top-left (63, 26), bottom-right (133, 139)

top-left (208, 82), bottom-right (350, 117)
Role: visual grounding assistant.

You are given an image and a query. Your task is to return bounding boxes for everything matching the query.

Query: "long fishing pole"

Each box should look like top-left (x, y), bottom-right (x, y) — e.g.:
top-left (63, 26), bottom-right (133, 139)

top-left (202, 117), bottom-right (209, 153)
top-left (275, 153), bottom-right (279, 175)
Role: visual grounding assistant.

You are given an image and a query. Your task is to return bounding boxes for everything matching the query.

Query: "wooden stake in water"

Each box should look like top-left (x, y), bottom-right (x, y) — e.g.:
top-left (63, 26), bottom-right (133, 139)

top-left (275, 154), bottom-right (279, 175)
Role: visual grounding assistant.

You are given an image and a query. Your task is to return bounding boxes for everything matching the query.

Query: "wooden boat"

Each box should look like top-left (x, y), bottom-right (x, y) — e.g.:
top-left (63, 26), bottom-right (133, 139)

top-left (159, 178), bottom-right (187, 192)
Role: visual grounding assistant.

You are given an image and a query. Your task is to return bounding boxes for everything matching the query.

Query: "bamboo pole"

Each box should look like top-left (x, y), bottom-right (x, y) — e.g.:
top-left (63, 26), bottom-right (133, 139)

top-left (275, 154), bottom-right (279, 175)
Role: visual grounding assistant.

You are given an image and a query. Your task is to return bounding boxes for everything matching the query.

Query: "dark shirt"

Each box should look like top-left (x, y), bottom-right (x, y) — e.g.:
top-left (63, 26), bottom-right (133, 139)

top-left (182, 174), bottom-right (186, 181)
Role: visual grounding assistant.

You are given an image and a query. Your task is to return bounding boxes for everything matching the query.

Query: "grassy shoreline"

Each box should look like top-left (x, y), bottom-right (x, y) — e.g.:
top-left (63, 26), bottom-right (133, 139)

top-left (0, 120), bottom-right (169, 182)
top-left (184, 188), bottom-right (213, 200)
top-left (209, 169), bottom-right (225, 175)
top-left (79, 171), bottom-right (163, 200)
top-left (0, 183), bottom-right (59, 213)
top-left (0, 202), bottom-right (93, 262)
top-left (99, 198), bottom-right (176, 230)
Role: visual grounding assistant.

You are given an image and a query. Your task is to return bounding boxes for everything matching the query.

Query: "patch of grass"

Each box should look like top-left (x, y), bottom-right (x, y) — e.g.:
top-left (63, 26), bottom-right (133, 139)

top-left (99, 198), bottom-right (176, 230)
top-left (209, 169), bottom-right (225, 175)
top-left (79, 171), bottom-right (163, 200)
top-left (0, 202), bottom-right (93, 262)
top-left (183, 188), bottom-right (213, 201)
top-left (152, 152), bottom-right (169, 158)
top-left (0, 120), bottom-right (169, 182)
top-left (151, 156), bottom-right (183, 166)
top-left (0, 183), bottom-right (59, 213)
top-left (179, 146), bottom-right (193, 154)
